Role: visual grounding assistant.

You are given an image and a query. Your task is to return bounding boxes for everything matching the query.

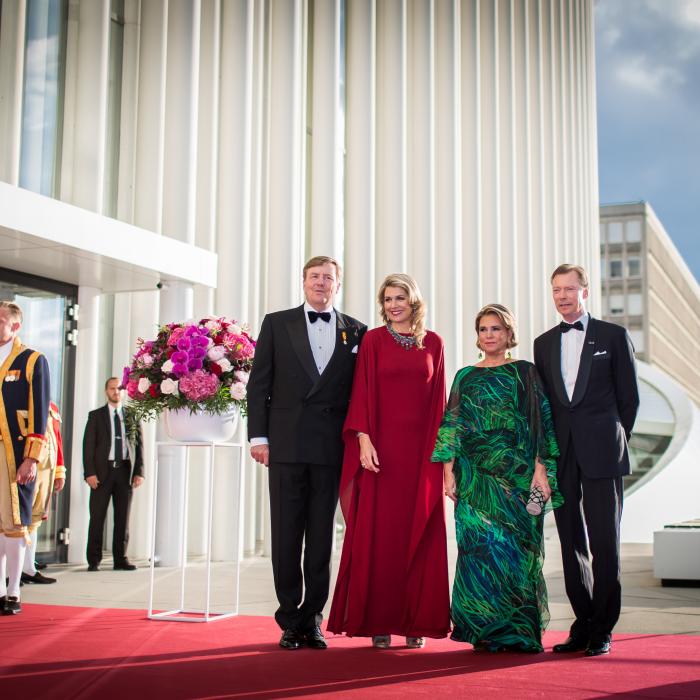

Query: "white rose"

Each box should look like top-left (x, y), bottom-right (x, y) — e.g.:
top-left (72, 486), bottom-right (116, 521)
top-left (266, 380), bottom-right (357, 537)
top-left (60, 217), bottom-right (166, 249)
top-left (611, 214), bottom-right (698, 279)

top-left (217, 358), bottom-right (232, 373)
top-left (137, 377), bottom-right (151, 394)
top-left (207, 345), bottom-right (226, 361)
top-left (205, 320), bottom-right (220, 332)
top-left (141, 353), bottom-right (154, 366)
top-left (230, 382), bottom-right (246, 401)
top-left (160, 378), bottom-right (179, 395)
top-left (234, 370), bottom-right (249, 384)
top-left (162, 359), bottom-right (174, 373)
top-left (228, 324), bottom-right (242, 335)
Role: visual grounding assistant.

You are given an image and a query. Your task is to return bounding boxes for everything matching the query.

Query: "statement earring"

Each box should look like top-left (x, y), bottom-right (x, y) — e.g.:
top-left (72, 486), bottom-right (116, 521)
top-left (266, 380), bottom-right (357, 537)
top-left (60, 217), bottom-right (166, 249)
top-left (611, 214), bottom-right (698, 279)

top-left (505, 350), bottom-right (512, 360)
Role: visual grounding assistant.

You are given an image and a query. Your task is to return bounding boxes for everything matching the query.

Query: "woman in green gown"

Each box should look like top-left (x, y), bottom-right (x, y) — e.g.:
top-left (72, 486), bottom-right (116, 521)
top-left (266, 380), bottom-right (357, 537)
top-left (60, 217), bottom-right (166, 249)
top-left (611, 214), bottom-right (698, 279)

top-left (432, 303), bottom-right (562, 653)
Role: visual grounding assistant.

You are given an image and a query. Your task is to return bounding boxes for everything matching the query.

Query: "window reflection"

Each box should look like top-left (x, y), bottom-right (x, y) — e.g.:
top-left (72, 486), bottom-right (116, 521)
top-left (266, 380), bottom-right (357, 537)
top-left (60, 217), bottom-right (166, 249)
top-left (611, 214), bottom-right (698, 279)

top-left (19, 0), bottom-right (68, 197)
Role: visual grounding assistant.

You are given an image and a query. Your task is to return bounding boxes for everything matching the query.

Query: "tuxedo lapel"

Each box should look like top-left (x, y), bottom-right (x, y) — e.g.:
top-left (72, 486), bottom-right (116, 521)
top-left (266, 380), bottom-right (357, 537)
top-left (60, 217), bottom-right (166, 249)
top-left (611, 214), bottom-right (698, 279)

top-left (570, 317), bottom-right (597, 407)
top-left (285, 306), bottom-right (320, 383)
top-left (550, 330), bottom-right (570, 406)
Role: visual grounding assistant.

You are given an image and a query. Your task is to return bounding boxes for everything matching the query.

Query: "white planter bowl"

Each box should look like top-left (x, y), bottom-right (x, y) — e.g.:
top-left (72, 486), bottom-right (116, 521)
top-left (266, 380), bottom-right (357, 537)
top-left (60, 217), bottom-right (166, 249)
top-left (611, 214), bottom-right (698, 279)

top-left (163, 406), bottom-right (239, 443)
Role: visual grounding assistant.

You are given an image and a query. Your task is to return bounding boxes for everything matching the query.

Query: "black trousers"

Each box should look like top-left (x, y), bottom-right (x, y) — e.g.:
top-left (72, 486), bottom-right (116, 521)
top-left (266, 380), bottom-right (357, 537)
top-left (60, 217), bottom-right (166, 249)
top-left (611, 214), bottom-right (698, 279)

top-left (86, 462), bottom-right (133, 567)
top-left (554, 441), bottom-right (623, 642)
top-left (268, 461), bottom-right (341, 632)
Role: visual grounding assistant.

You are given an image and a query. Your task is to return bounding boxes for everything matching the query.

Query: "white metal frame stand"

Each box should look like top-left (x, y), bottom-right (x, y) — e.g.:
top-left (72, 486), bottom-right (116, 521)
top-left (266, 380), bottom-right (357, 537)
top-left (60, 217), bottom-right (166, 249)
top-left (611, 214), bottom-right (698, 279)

top-left (147, 440), bottom-right (243, 622)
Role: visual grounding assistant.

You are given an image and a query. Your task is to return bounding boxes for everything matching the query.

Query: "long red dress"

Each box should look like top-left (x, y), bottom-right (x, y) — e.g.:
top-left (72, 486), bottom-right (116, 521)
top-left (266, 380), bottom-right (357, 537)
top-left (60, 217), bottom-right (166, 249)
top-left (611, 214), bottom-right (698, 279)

top-left (327, 327), bottom-right (450, 638)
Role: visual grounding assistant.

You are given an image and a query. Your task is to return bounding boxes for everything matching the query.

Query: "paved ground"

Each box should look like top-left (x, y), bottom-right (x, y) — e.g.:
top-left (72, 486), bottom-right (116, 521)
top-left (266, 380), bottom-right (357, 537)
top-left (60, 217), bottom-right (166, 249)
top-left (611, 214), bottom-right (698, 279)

top-left (17, 523), bottom-right (700, 636)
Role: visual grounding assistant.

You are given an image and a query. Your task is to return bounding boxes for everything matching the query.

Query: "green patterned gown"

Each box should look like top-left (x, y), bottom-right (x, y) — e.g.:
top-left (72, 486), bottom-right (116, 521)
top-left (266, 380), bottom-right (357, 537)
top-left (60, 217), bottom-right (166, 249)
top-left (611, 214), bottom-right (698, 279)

top-left (431, 360), bottom-right (562, 652)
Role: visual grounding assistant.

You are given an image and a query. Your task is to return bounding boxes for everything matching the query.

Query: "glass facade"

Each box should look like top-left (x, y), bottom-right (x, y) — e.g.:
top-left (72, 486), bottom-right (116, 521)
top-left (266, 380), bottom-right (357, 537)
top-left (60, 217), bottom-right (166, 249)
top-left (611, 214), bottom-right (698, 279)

top-left (19, 0), bottom-right (68, 197)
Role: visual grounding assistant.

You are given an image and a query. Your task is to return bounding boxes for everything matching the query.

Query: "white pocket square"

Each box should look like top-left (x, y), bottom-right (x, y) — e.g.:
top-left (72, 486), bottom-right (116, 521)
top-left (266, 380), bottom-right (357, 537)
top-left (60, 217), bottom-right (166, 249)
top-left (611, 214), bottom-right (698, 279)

top-left (351, 345), bottom-right (359, 354)
top-left (593, 350), bottom-right (607, 356)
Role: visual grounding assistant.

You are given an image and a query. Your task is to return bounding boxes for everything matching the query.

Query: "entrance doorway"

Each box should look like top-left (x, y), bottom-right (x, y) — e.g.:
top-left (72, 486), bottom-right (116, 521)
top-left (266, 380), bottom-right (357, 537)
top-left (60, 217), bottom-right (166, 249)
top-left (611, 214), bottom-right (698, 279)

top-left (0, 267), bottom-right (77, 563)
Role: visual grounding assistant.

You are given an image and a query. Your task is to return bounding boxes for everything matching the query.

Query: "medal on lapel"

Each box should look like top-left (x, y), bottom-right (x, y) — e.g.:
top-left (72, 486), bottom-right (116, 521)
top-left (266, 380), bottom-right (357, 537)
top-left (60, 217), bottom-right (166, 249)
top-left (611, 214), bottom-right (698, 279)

top-left (342, 331), bottom-right (347, 345)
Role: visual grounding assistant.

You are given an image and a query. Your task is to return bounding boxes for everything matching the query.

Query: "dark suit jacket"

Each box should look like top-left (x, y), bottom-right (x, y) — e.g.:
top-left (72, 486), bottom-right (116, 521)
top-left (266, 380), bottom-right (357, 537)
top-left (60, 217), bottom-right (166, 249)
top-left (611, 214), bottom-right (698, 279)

top-left (247, 305), bottom-right (367, 466)
top-left (534, 316), bottom-right (639, 478)
top-left (82, 405), bottom-right (144, 484)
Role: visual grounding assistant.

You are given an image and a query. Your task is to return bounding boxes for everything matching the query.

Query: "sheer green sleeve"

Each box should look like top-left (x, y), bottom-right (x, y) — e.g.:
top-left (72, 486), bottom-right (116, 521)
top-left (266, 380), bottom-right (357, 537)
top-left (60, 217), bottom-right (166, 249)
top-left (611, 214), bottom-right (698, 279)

top-left (525, 363), bottom-right (563, 510)
top-left (431, 368), bottom-right (468, 462)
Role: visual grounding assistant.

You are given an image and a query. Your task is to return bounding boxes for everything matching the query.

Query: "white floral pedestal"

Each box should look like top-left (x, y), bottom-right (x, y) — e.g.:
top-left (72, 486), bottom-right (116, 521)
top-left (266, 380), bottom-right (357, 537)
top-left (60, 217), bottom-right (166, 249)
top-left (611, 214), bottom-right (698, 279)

top-left (147, 436), bottom-right (243, 623)
top-left (163, 406), bottom-right (239, 443)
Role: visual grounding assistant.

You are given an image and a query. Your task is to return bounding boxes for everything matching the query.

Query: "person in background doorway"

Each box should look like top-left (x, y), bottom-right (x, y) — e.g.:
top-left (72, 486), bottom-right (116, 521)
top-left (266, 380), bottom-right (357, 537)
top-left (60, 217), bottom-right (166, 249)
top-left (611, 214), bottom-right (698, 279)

top-left (83, 377), bottom-right (144, 572)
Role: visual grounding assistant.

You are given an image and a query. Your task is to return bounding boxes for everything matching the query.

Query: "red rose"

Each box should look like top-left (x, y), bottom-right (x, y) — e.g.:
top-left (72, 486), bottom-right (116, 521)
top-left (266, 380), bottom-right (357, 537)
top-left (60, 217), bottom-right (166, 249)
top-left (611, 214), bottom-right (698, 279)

top-left (148, 385), bottom-right (159, 398)
top-left (210, 363), bottom-right (223, 376)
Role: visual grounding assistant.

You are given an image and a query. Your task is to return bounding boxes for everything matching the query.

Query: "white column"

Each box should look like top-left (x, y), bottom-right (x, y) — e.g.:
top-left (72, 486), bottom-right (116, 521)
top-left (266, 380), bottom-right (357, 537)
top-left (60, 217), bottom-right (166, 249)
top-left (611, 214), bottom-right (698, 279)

top-left (433, 0), bottom-right (462, 374)
top-left (375, 0), bottom-right (407, 277)
top-left (61, 0), bottom-right (110, 210)
top-left (155, 282), bottom-right (194, 567)
top-left (265, 0), bottom-right (306, 311)
top-left (344, 0), bottom-right (376, 325)
top-left (122, 291), bottom-right (159, 561)
top-left (309, 0), bottom-right (343, 261)
top-left (405, 0), bottom-right (435, 317)
top-left (0, 0), bottom-right (26, 184)
top-left (67, 287), bottom-right (101, 564)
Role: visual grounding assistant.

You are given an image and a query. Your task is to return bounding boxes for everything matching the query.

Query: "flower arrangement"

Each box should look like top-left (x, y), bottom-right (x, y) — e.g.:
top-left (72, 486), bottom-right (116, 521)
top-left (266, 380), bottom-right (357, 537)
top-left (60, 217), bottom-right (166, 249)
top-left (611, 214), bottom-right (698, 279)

top-left (121, 316), bottom-right (256, 424)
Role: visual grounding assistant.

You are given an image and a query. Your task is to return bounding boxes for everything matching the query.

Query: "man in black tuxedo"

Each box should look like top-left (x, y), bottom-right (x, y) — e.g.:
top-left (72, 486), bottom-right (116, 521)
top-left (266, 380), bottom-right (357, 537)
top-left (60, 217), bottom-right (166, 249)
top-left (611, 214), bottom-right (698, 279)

top-left (247, 256), bottom-right (366, 650)
top-left (534, 264), bottom-right (639, 657)
top-left (83, 377), bottom-right (144, 571)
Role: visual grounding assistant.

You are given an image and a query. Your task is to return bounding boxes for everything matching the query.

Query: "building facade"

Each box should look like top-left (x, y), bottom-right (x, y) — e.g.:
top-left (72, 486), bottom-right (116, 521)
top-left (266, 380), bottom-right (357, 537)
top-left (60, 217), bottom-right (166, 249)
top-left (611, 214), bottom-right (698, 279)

top-left (600, 202), bottom-right (700, 407)
top-left (1, 0), bottom-right (600, 565)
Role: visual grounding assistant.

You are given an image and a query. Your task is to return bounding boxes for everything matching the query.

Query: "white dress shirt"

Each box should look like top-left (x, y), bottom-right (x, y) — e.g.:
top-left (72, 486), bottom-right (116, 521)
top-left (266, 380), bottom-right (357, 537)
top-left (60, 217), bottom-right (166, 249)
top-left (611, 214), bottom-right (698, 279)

top-left (560, 312), bottom-right (589, 401)
top-left (108, 404), bottom-right (127, 460)
top-left (304, 302), bottom-right (336, 375)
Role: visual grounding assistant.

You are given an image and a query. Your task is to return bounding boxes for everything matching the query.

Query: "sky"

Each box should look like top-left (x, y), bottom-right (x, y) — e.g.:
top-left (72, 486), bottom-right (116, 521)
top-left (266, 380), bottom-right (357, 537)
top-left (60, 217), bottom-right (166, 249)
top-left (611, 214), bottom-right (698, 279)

top-left (595, 0), bottom-right (700, 282)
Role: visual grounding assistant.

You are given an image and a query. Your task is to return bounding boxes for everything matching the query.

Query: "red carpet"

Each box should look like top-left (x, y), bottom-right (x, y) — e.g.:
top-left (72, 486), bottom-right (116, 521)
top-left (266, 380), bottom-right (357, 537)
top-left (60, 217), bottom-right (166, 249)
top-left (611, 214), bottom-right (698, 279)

top-left (1, 605), bottom-right (699, 699)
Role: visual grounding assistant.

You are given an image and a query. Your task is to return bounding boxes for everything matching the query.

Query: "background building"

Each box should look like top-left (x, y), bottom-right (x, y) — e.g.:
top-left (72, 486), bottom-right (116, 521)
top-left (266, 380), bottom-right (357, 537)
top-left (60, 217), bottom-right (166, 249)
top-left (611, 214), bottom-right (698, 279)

top-left (1, 0), bottom-right (600, 566)
top-left (600, 201), bottom-right (700, 406)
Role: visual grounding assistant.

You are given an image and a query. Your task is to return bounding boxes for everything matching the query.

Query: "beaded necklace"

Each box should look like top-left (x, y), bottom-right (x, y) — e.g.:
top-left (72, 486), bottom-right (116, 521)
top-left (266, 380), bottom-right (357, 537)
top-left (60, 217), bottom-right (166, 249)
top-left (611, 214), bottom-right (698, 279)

top-left (386, 322), bottom-right (417, 350)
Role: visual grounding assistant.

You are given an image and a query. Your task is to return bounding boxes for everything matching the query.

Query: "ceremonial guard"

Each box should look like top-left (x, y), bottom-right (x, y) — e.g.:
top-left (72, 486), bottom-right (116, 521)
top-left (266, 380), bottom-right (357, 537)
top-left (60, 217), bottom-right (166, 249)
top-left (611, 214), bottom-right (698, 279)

top-left (0, 301), bottom-right (51, 615)
top-left (22, 402), bottom-right (65, 584)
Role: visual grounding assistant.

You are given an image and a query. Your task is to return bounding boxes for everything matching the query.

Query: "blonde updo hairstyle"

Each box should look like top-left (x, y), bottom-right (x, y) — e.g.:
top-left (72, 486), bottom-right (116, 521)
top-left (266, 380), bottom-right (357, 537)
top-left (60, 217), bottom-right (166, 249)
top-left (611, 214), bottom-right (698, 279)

top-left (377, 273), bottom-right (427, 349)
top-left (474, 303), bottom-right (518, 350)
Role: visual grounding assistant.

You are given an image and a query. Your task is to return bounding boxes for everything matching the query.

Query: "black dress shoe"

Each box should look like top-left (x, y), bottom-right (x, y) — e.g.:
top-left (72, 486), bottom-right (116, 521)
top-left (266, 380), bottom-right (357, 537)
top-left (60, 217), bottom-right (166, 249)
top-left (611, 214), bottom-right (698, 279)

top-left (87, 565), bottom-right (100, 572)
top-left (552, 636), bottom-right (589, 653)
top-left (586, 639), bottom-right (612, 656)
top-left (3, 596), bottom-right (21, 615)
top-left (113, 562), bottom-right (137, 571)
top-left (21, 571), bottom-right (57, 584)
top-left (304, 626), bottom-right (328, 649)
top-left (279, 629), bottom-right (305, 650)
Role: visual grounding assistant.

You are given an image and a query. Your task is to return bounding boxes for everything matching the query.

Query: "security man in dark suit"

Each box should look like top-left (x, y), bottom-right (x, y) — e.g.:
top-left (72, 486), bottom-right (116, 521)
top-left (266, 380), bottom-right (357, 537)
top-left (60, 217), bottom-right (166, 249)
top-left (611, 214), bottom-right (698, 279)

top-left (534, 264), bottom-right (639, 657)
top-left (247, 255), bottom-right (366, 650)
top-left (83, 377), bottom-right (144, 571)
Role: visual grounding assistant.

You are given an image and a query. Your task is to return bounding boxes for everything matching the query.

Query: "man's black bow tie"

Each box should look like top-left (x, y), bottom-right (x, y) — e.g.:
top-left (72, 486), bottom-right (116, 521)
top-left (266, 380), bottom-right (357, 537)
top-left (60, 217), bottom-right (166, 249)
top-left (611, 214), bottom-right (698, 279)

top-left (560, 320), bottom-right (584, 333)
top-left (308, 310), bottom-right (331, 323)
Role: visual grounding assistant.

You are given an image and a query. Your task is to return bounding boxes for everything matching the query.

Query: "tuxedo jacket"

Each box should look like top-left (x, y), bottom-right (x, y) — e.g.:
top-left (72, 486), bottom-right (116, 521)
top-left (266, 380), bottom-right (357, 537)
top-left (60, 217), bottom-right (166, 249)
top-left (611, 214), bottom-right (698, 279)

top-left (247, 305), bottom-right (367, 466)
top-left (534, 316), bottom-right (639, 478)
top-left (82, 405), bottom-right (144, 484)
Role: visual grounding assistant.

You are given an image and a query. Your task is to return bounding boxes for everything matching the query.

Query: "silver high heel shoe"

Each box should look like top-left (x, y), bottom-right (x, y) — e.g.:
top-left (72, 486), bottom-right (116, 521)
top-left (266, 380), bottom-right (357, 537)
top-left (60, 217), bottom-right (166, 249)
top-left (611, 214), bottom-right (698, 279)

top-left (372, 635), bottom-right (391, 649)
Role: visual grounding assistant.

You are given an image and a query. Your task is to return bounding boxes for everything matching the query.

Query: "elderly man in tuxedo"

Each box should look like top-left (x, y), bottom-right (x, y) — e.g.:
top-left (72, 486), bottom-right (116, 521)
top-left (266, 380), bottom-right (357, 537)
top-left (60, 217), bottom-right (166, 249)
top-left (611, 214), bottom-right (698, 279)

top-left (534, 263), bottom-right (639, 657)
top-left (247, 256), bottom-right (366, 650)
top-left (83, 377), bottom-right (144, 571)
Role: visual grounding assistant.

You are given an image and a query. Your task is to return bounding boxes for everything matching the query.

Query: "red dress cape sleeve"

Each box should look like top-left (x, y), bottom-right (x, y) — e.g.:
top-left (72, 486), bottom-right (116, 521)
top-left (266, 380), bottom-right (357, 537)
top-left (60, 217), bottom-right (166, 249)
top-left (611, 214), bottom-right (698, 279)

top-left (407, 334), bottom-right (446, 568)
top-left (337, 329), bottom-right (377, 520)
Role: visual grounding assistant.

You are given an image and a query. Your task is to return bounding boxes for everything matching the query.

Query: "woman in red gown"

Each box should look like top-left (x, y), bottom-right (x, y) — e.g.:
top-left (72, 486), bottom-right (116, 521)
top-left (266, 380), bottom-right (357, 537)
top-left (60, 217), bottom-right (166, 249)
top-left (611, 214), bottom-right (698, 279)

top-left (327, 273), bottom-right (450, 648)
